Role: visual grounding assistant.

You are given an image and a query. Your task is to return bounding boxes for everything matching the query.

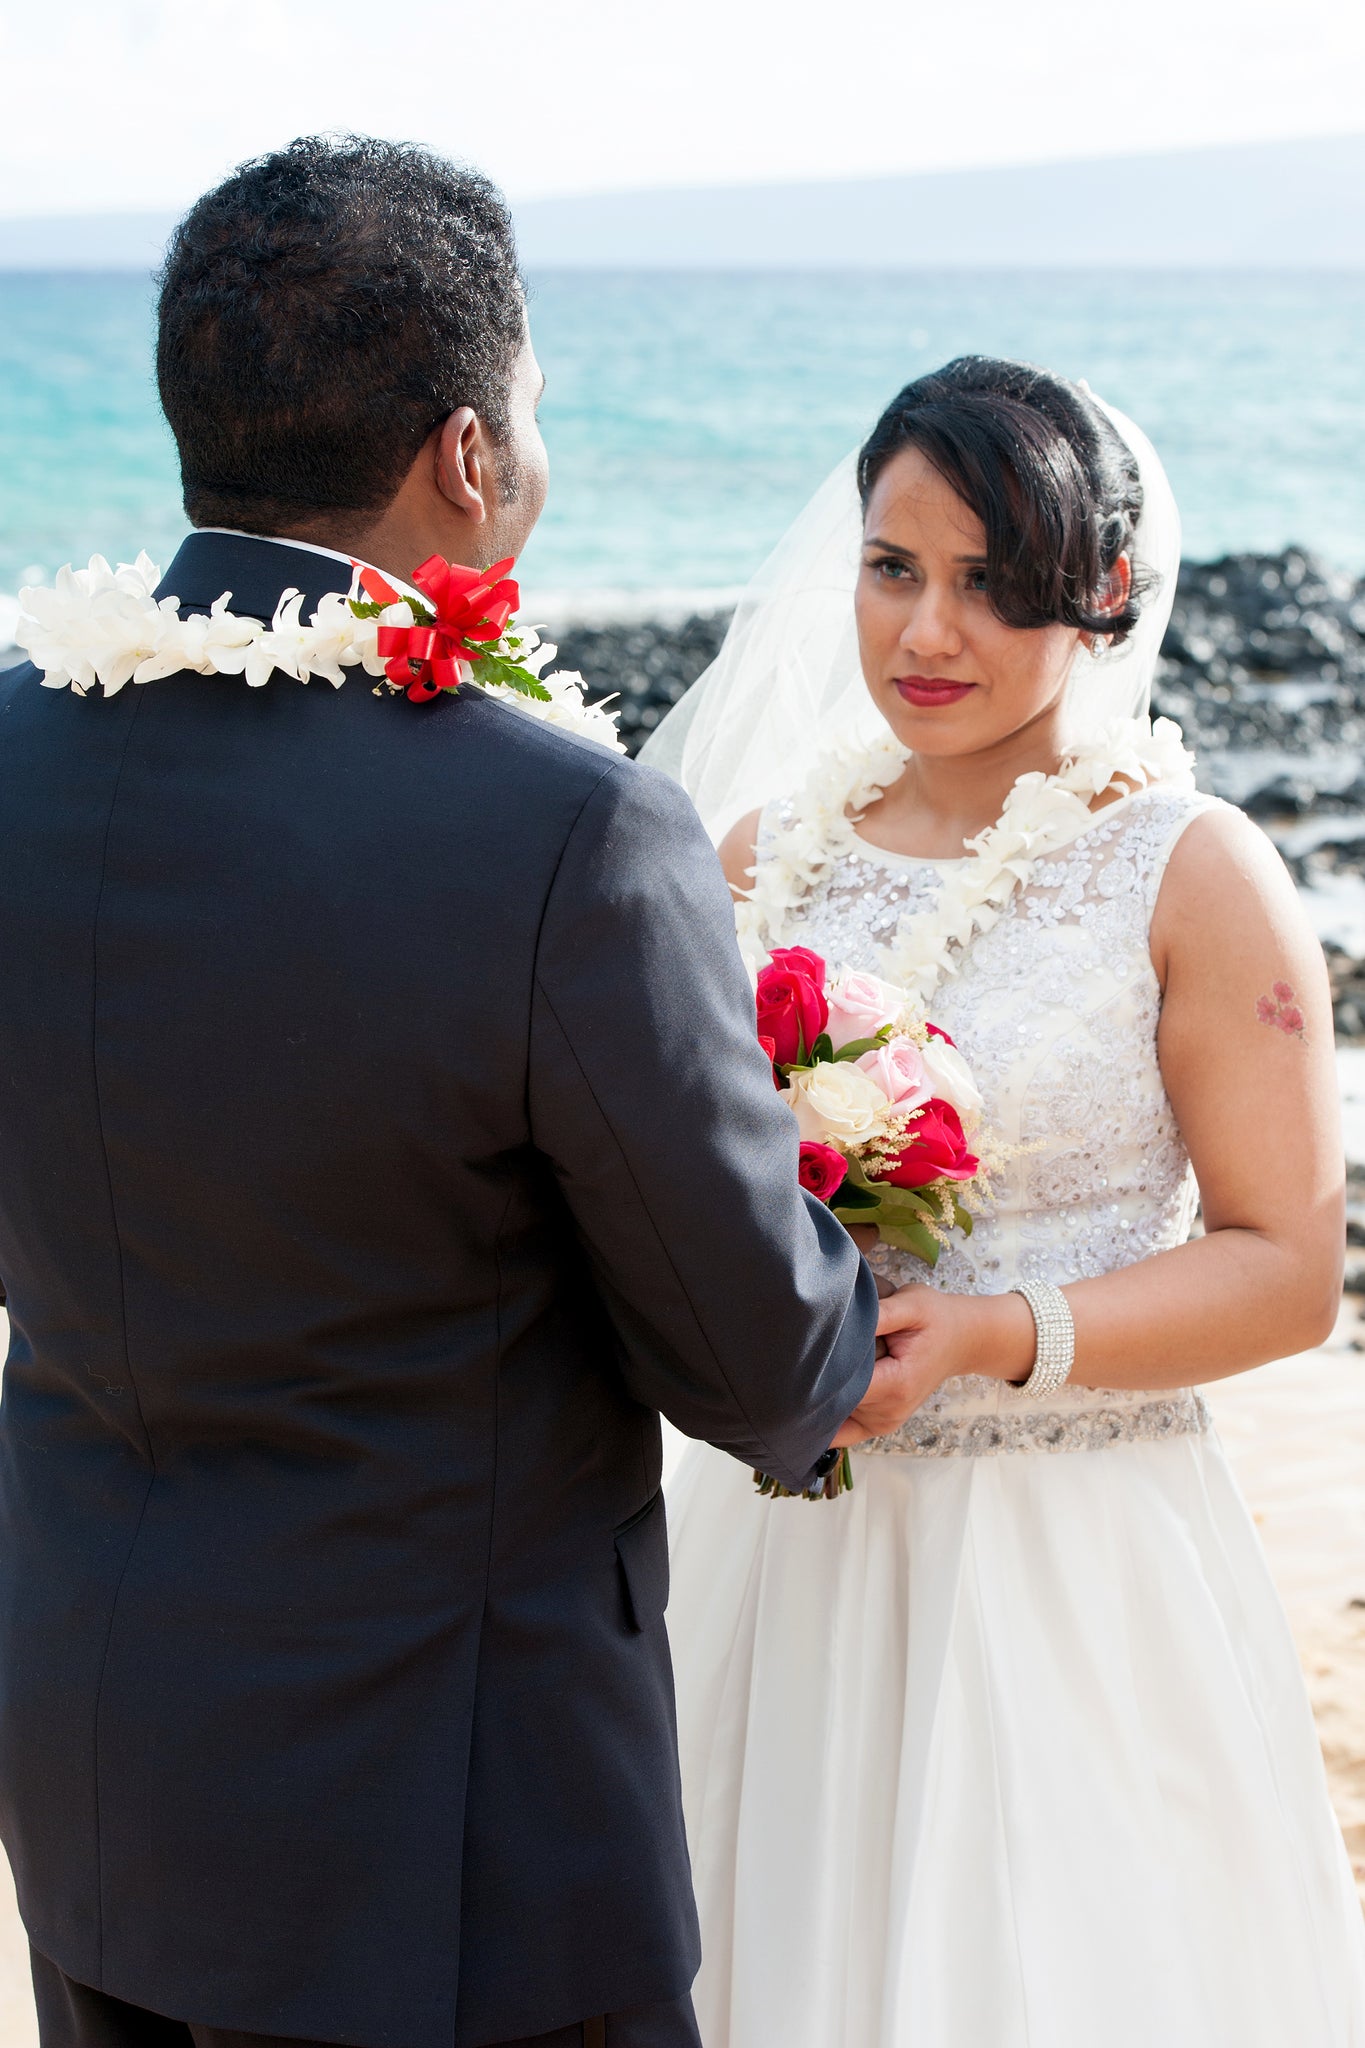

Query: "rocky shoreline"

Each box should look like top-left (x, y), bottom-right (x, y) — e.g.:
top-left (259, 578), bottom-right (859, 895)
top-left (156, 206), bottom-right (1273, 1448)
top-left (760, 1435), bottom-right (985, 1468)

top-left (551, 548), bottom-right (1365, 1040)
top-left (7, 548), bottom-right (1365, 1028)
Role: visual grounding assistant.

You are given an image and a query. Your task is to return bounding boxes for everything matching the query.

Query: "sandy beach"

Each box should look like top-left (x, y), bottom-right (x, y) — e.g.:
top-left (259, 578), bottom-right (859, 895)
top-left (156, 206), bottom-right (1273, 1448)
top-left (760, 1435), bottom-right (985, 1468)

top-left (0, 1285), bottom-right (1360, 2042)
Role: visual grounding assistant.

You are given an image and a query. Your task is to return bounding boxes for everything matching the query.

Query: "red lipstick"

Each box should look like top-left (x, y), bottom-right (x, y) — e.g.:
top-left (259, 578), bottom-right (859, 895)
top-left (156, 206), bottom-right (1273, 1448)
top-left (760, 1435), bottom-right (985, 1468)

top-left (894, 676), bottom-right (977, 708)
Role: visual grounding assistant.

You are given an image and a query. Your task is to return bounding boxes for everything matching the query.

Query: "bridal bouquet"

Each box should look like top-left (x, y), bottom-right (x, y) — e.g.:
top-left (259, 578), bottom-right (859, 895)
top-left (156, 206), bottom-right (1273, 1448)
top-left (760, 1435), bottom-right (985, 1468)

top-left (753, 945), bottom-right (985, 1500)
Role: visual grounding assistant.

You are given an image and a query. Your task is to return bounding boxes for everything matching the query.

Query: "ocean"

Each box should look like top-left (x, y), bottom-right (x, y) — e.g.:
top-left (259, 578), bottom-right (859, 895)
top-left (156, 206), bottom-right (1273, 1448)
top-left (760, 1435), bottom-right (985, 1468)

top-left (1, 268), bottom-right (1363, 626)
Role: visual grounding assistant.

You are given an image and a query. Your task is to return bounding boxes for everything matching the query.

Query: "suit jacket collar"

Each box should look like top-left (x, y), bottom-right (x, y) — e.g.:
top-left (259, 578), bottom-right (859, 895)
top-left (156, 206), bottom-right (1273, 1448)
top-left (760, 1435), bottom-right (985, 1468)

top-left (154, 531), bottom-right (357, 624)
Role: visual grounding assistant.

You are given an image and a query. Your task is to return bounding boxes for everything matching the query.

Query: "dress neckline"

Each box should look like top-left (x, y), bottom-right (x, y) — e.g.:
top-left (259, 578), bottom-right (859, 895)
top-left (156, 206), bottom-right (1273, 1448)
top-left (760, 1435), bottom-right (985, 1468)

top-left (848, 786), bottom-right (1149, 878)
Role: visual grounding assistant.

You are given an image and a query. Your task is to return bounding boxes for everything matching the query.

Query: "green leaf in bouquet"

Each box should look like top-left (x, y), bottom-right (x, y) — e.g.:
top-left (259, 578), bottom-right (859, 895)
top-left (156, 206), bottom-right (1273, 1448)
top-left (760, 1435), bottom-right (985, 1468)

top-left (952, 1198), bottom-right (975, 1237)
top-left (831, 1181), bottom-right (881, 1218)
top-left (871, 1182), bottom-right (942, 1226)
top-left (830, 1027), bottom-right (895, 1063)
top-left (808, 1032), bottom-right (835, 1065)
top-left (876, 1216), bottom-right (943, 1265)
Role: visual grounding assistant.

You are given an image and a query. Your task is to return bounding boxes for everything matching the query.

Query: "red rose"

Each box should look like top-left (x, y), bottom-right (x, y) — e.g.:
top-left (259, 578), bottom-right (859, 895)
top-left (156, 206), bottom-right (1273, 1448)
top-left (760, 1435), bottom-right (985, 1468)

top-left (755, 947), bottom-right (829, 1067)
top-left (757, 1033), bottom-right (783, 1087)
top-left (880, 1099), bottom-right (979, 1187)
top-left (798, 1142), bottom-right (848, 1204)
top-left (926, 1022), bottom-right (955, 1046)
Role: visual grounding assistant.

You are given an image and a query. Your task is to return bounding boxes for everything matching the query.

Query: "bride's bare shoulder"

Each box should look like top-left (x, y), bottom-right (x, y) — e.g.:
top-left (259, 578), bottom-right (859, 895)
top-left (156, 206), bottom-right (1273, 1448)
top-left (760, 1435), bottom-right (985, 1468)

top-left (718, 807), bottom-right (764, 899)
top-left (1158, 801), bottom-right (1299, 913)
top-left (1151, 800), bottom-right (1321, 990)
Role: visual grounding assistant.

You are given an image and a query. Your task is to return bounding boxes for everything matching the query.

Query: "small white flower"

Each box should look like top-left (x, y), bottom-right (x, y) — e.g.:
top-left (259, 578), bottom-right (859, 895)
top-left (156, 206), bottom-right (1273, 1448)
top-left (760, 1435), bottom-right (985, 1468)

top-left (484, 668), bottom-right (625, 752)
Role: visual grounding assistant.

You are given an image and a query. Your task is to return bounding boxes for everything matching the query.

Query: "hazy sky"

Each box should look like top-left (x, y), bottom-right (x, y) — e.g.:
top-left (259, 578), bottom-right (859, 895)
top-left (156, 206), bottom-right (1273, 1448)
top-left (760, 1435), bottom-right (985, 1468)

top-left (2, 0), bottom-right (1363, 216)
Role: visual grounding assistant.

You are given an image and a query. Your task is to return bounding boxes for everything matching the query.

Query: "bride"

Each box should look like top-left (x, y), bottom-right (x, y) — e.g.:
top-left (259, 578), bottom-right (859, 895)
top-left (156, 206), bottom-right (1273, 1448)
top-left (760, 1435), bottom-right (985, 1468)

top-left (643, 357), bottom-right (1365, 2045)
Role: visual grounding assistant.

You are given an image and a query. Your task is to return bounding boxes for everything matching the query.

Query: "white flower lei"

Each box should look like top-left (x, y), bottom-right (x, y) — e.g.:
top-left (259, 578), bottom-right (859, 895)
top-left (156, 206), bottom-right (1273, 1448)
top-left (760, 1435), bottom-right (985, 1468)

top-left (13, 553), bottom-right (625, 752)
top-left (737, 716), bottom-right (1197, 1003)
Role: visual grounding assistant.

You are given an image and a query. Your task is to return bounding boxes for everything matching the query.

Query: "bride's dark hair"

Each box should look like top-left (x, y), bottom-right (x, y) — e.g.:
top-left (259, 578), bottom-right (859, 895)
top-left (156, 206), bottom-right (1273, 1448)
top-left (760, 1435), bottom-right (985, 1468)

top-left (858, 356), bottom-right (1147, 643)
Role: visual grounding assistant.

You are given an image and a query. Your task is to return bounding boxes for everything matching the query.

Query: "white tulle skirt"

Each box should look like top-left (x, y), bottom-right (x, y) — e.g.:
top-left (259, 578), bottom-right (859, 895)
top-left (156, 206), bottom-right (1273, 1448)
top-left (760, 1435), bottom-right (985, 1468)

top-left (666, 1428), bottom-right (1365, 2047)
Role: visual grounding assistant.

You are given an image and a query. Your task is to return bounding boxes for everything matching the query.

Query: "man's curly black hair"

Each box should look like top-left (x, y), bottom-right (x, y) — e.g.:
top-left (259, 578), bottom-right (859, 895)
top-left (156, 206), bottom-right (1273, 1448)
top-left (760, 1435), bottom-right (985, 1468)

top-left (156, 134), bottom-right (526, 533)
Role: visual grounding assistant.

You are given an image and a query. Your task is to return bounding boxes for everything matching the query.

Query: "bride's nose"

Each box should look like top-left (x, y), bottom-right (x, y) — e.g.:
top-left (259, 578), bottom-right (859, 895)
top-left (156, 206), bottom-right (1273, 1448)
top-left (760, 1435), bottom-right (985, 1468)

top-left (898, 582), bottom-right (965, 665)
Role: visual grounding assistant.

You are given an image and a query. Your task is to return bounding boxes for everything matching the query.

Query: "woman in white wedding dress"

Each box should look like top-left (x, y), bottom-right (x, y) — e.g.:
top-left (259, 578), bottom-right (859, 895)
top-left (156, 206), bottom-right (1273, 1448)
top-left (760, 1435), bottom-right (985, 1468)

top-left (644, 358), bottom-right (1365, 2046)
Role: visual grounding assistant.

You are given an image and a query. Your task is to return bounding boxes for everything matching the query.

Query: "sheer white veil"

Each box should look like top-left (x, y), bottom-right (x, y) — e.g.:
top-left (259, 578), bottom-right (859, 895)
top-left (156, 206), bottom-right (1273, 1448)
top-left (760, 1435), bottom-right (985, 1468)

top-left (640, 393), bottom-right (1182, 845)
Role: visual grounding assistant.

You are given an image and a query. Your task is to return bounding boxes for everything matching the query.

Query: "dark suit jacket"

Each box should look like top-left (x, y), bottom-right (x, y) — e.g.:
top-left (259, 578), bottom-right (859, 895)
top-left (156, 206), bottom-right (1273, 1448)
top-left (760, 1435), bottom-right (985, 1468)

top-left (0, 533), bottom-right (876, 2048)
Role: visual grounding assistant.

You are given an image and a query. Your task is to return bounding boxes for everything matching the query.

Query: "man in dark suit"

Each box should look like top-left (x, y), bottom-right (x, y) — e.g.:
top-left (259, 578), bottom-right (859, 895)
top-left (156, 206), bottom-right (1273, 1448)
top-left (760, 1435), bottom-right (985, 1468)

top-left (0, 138), bottom-right (912, 2048)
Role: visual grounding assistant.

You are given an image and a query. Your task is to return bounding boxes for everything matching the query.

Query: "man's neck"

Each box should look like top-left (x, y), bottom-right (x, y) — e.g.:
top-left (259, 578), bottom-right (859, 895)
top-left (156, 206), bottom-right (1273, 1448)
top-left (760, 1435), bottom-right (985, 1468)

top-left (194, 528), bottom-right (422, 601)
top-left (273, 508), bottom-right (490, 588)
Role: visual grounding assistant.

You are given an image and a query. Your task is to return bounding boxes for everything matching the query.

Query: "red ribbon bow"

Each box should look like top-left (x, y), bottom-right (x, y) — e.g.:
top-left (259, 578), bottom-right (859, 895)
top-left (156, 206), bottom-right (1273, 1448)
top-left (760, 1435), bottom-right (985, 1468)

top-left (361, 555), bottom-right (520, 703)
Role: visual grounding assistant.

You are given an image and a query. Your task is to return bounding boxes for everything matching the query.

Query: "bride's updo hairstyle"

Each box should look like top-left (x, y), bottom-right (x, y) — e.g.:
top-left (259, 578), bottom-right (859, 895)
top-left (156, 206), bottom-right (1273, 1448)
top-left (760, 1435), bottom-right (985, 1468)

top-left (857, 356), bottom-right (1146, 643)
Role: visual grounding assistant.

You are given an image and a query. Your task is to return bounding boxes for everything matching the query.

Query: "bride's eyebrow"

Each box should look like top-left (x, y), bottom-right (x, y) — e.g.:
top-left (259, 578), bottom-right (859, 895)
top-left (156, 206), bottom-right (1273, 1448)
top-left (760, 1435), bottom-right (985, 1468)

top-left (862, 537), bottom-right (988, 566)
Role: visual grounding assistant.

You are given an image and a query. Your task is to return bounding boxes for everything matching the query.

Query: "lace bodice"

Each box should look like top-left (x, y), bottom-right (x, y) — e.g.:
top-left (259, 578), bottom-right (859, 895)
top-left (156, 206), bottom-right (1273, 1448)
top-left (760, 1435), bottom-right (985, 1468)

top-left (758, 785), bottom-right (1223, 1457)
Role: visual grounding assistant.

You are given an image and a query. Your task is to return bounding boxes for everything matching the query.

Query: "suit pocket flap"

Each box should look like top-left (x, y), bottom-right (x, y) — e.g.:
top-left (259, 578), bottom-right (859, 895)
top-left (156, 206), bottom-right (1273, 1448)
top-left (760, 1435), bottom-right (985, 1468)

top-left (614, 1490), bottom-right (669, 1633)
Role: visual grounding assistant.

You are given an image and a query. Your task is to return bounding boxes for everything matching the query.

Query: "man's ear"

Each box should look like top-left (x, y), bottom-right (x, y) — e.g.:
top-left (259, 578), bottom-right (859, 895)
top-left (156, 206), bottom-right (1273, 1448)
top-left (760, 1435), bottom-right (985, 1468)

top-left (433, 407), bottom-right (489, 525)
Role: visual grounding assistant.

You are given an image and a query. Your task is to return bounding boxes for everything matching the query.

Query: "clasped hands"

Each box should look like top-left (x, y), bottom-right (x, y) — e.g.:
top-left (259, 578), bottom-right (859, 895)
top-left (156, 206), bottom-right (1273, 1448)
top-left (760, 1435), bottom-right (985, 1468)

top-left (830, 1258), bottom-right (1034, 1448)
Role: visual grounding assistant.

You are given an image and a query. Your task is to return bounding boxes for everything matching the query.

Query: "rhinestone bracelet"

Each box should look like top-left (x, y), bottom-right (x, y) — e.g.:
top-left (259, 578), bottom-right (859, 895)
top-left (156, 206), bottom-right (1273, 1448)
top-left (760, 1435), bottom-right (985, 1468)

top-left (1006, 1279), bottom-right (1074, 1401)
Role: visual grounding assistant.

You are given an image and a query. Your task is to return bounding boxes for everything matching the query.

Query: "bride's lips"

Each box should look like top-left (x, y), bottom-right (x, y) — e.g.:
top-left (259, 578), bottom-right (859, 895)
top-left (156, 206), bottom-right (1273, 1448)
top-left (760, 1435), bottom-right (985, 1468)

top-left (894, 675), bottom-right (978, 708)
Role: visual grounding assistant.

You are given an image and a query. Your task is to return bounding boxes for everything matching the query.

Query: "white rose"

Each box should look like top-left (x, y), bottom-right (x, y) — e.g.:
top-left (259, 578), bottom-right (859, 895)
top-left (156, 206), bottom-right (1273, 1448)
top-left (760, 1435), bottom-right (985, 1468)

top-left (922, 1034), bottom-right (983, 1121)
top-left (825, 969), bottom-right (905, 1050)
top-left (787, 1061), bottom-right (895, 1148)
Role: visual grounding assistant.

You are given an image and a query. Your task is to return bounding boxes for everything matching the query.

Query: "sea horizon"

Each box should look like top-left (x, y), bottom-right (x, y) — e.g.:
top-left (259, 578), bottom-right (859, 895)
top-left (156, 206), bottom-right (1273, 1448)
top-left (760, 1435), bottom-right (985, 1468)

top-left (2, 266), bottom-right (1363, 640)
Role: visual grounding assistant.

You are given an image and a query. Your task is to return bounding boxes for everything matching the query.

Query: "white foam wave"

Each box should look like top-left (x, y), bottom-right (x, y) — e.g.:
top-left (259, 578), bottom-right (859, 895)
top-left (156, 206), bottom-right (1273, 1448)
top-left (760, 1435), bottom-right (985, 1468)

top-left (520, 585), bottom-right (742, 630)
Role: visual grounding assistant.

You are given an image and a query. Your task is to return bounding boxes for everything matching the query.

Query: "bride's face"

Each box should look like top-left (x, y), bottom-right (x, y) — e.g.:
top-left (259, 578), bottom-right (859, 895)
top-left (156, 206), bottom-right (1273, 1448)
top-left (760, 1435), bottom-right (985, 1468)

top-left (855, 445), bottom-right (1083, 759)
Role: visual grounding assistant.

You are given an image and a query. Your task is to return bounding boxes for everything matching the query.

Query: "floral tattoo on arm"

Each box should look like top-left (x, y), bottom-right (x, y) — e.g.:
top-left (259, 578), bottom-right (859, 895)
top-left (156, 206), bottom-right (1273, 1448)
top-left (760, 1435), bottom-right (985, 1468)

top-left (1256, 981), bottom-right (1306, 1040)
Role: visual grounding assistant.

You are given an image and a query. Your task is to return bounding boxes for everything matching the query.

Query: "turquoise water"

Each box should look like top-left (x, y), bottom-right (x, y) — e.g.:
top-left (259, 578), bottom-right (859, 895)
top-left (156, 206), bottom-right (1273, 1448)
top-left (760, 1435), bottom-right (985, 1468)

top-left (1, 269), bottom-right (1362, 610)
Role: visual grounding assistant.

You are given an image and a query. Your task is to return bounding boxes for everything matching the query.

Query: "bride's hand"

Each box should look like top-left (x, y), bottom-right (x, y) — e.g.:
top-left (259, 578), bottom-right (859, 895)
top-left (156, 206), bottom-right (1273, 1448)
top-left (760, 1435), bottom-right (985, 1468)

top-left (831, 1285), bottom-right (1032, 1445)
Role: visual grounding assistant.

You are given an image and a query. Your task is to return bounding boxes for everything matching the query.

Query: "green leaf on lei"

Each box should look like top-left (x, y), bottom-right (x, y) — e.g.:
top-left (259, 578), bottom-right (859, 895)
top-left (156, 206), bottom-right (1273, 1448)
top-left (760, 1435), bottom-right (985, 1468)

top-left (469, 648), bottom-right (553, 702)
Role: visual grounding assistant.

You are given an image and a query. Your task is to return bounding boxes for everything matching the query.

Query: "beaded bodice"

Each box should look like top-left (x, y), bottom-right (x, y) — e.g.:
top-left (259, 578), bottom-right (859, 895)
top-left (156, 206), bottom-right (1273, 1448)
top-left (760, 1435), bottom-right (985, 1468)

top-left (758, 784), bottom-right (1223, 1457)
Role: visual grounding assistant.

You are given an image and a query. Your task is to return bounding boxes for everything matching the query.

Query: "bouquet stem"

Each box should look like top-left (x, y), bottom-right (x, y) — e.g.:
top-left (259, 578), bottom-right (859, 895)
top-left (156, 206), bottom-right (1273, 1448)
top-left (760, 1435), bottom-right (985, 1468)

top-left (752, 1448), bottom-right (854, 1502)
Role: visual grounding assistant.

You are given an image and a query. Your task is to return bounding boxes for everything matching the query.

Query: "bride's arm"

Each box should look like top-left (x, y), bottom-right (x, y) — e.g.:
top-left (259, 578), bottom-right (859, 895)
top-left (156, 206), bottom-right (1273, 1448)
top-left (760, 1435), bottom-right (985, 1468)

top-left (869, 808), bottom-right (1345, 1414)
top-left (718, 809), bottom-right (762, 901)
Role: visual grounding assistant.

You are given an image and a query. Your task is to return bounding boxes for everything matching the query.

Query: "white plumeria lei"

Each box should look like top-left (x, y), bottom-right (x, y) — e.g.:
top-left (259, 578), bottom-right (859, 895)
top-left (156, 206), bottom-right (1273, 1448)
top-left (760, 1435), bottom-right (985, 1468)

top-left (14, 553), bottom-right (625, 752)
top-left (737, 716), bottom-right (1197, 1004)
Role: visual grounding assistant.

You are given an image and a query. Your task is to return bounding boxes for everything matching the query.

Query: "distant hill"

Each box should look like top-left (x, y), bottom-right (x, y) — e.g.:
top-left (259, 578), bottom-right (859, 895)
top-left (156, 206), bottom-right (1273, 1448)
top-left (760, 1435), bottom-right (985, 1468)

top-left (2, 134), bottom-right (1363, 271)
top-left (0, 212), bottom-right (175, 270)
top-left (514, 134), bottom-right (1365, 268)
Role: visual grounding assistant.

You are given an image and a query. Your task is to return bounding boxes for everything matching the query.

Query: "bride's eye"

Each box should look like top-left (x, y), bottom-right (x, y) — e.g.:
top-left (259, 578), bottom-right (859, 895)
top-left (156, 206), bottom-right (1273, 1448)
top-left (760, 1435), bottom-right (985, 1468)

top-left (965, 568), bottom-right (990, 593)
top-left (865, 554), bottom-right (914, 583)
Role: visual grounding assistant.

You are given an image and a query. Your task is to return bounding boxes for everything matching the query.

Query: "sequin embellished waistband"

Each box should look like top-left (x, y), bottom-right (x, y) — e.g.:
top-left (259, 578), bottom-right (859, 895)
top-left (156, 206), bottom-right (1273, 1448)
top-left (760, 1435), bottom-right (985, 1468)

top-left (854, 1391), bottom-right (1211, 1461)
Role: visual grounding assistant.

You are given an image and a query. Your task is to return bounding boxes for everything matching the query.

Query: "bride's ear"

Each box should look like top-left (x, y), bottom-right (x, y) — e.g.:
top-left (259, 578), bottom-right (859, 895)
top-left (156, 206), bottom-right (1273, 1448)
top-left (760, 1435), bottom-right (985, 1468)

top-left (433, 408), bottom-right (490, 527)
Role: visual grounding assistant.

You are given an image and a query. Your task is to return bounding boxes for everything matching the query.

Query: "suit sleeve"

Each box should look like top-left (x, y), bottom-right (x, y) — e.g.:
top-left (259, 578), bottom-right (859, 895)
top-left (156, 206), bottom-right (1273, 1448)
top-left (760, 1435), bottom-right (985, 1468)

top-left (528, 756), bottom-right (877, 1491)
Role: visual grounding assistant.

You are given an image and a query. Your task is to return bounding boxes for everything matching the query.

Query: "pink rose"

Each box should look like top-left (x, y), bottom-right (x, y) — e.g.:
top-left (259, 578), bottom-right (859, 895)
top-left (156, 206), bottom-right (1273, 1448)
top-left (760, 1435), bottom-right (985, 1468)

top-left (825, 970), bottom-right (902, 1051)
top-left (856, 1040), bottom-right (931, 1109)
top-left (879, 1100), bottom-right (980, 1188)
top-left (798, 1142), bottom-right (848, 1205)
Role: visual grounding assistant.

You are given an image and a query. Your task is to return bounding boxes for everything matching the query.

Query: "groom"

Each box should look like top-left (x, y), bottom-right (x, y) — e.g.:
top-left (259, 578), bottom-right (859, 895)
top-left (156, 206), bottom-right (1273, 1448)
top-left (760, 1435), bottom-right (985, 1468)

top-left (0, 138), bottom-right (909, 2048)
